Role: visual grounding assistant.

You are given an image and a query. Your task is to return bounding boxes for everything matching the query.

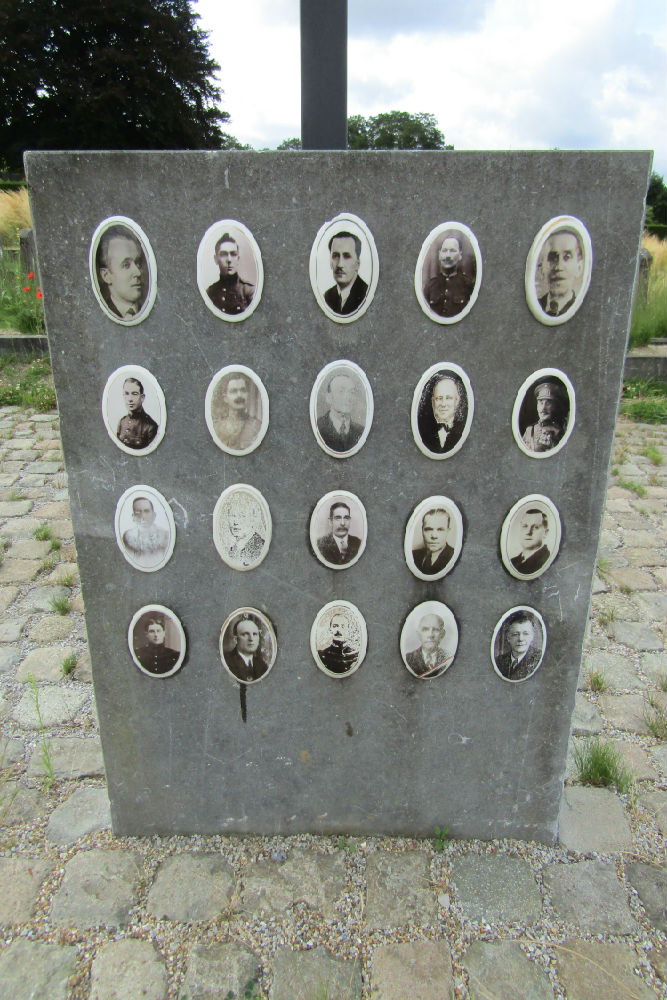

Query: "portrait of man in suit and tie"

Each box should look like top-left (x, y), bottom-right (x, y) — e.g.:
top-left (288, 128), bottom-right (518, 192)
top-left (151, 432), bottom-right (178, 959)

top-left (526, 215), bottom-right (592, 326)
top-left (309, 213), bottom-right (378, 324)
top-left (501, 493), bottom-right (561, 581)
top-left (310, 491), bottom-right (367, 571)
top-left (492, 607), bottom-right (546, 683)
top-left (220, 608), bottom-right (277, 685)
top-left (310, 361), bottom-right (373, 458)
top-left (404, 495), bottom-right (463, 582)
top-left (401, 600), bottom-right (459, 680)
top-left (90, 216), bottom-right (156, 325)
top-left (412, 363), bottom-right (474, 460)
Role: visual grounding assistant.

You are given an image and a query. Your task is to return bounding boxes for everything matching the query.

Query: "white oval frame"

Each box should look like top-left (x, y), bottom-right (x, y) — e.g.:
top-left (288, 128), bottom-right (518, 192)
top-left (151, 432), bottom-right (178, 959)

top-left (205, 365), bottom-right (269, 456)
top-left (88, 215), bottom-right (157, 326)
top-left (400, 600), bottom-right (459, 680)
top-left (101, 364), bottom-right (166, 457)
top-left (512, 367), bottom-right (575, 459)
top-left (310, 360), bottom-right (374, 459)
top-left (491, 605), bottom-right (547, 684)
top-left (196, 219), bottom-right (264, 323)
top-left (500, 494), bottom-right (562, 582)
top-left (404, 495), bottom-right (463, 582)
top-left (414, 221), bottom-right (482, 325)
top-left (411, 362), bottom-right (474, 460)
top-left (309, 212), bottom-right (379, 324)
top-left (525, 215), bottom-right (593, 326)
top-left (114, 485), bottom-right (176, 573)
top-left (310, 600), bottom-right (367, 679)
top-left (310, 490), bottom-right (367, 571)
top-left (128, 603), bottom-right (186, 679)
top-left (219, 606), bottom-right (277, 685)
top-left (212, 483), bottom-right (272, 571)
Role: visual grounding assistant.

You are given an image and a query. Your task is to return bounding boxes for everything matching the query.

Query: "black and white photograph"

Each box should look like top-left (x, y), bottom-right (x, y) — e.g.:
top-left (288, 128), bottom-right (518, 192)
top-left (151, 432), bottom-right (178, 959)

top-left (491, 606), bottom-right (547, 683)
top-left (414, 221), bottom-right (482, 324)
top-left (525, 215), bottom-right (593, 325)
top-left (310, 600), bottom-right (367, 679)
top-left (309, 213), bottom-right (379, 324)
top-left (220, 607), bottom-right (277, 685)
top-left (310, 360), bottom-right (373, 458)
top-left (101, 364), bottom-right (166, 456)
top-left (500, 494), bottom-right (562, 581)
top-left (89, 216), bottom-right (157, 325)
top-left (400, 601), bottom-right (459, 680)
top-left (411, 362), bottom-right (474, 460)
top-left (128, 604), bottom-right (186, 679)
top-left (213, 483), bottom-right (271, 571)
top-left (205, 365), bottom-right (269, 456)
top-left (197, 220), bottom-right (263, 322)
top-left (310, 490), bottom-right (367, 570)
top-left (114, 485), bottom-right (175, 572)
top-left (513, 368), bottom-right (575, 459)
top-left (404, 496), bottom-right (463, 582)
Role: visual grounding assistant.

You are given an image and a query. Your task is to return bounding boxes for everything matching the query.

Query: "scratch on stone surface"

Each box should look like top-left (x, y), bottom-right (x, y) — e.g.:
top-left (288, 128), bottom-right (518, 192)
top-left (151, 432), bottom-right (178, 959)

top-left (169, 498), bottom-right (188, 530)
top-left (448, 732), bottom-right (472, 745)
top-left (574, 583), bottom-right (581, 602)
top-left (545, 585), bottom-right (564, 622)
top-left (224, 167), bottom-right (230, 189)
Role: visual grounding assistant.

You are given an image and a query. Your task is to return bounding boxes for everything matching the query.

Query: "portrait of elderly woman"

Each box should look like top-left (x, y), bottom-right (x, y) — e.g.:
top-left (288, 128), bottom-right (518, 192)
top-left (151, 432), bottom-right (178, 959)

top-left (213, 484), bottom-right (271, 571)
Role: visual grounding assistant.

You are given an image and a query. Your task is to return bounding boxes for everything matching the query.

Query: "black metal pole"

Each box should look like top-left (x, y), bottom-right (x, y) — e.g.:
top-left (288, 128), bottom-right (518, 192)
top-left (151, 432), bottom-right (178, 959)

top-left (300, 0), bottom-right (348, 150)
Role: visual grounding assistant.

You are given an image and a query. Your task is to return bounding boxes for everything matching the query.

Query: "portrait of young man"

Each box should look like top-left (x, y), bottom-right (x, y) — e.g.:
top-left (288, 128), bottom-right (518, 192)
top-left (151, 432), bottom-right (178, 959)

top-left (94, 221), bottom-right (150, 322)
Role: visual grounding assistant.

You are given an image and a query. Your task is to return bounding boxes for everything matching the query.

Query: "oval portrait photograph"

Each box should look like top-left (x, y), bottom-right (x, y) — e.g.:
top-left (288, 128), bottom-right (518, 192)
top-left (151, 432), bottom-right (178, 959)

top-left (220, 607), bottom-right (277, 685)
top-left (525, 215), bottom-right (593, 325)
top-left (491, 606), bottom-right (546, 683)
top-left (213, 483), bottom-right (271, 571)
top-left (404, 496), bottom-right (463, 582)
top-left (415, 221), bottom-right (482, 324)
top-left (309, 212), bottom-right (379, 324)
top-left (400, 601), bottom-right (459, 680)
top-left (205, 365), bottom-right (269, 456)
top-left (513, 368), bottom-right (575, 459)
top-left (114, 485), bottom-right (176, 572)
top-left (197, 220), bottom-right (263, 322)
top-left (310, 360), bottom-right (373, 458)
top-left (89, 216), bottom-right (157, 325)
top-left (128, 604), bottom-right (186, 679)
top-left (500, 494), bottom-right (562, 581)
top-left (411, 362), bottom-right (474, 460)
top-left (310, 490), bottom-right (367, 570)
top-left (310, 600), bottom-right (367, 679)
top-left (102, 364), bottom-right (166, 456)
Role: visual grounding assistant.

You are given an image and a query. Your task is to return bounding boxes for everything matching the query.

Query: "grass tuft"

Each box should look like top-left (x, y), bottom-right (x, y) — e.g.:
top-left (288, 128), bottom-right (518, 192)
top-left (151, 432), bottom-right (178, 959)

top-left (621, 378), bottom-right (667, 426)
top-left (61, 653), bottom-right (77, 676)
top-left (630, 234), bottom-right (667, 349)
top-left (574, 738), bottom-right (632, 793)
top-left (0, 188), bottom-right (31, 245)
top-left (617, 479), bottom-right (648, 498)
top-left (643, 693), bottom-right (667, 740)
top-left (0, 354), bottom-right (55, 411)
top-left (34, 522), bottom-right (53, 541)
top-left (50, 594), bottom-right (70, 616)
top-left (587, 670), bottom-right (607, 693)
top-left (641, 444), bottom-right (665, 466)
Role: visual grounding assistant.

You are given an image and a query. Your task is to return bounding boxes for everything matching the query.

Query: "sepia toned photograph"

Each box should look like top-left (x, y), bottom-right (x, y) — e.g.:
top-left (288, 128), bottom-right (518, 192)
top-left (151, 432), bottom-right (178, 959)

top-left (309, 213), bottom-right (379, 324)
top-left (525, 215), bottom-right (593, 325)
top-left (310, 490), bottom-right (367, 570)
top-left (400, 601), bottom-right (459, 680)
top-left (128, 604), bottom-right (186, 679)
top-left (414, 221), bottom-right (482, 324)
top-left (213, 483), bottom-right (271, 571)
top-left (101, 364), bottom-right (166, 456)
top-left (411, 362), bottom-right (474, 460)
top-left (196, 220), bottom-right (263, 322)
top-left (114, 485), bottom-right (176, 572)
top-left (404, 496), bottom-right (463, 582)
top-left (310, 600), bottom-right (367, 678)
top-left (205, 365), bottom-right (269, 456)
top-left (491, 606), bottom-right (547, 683)
top-left (220, 607), bottom-right (277, 685)
top-left (500, 494), bottom-right (562, 581)
top-left (513, 368), bottom-right (575, 459)
top-left (310, 360), bottom-right (373, 458)
top-left (89, 216), bottom-right (157, 325)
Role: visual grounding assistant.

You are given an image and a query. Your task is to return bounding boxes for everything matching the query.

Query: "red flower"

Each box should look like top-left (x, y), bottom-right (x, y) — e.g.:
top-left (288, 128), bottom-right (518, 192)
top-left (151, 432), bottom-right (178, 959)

top-left (36, 289), bottom-right (43, 300)
top-left (28, 271), bottom-right (34, 279)
top-left (23, 286), bottom-right (31, 292)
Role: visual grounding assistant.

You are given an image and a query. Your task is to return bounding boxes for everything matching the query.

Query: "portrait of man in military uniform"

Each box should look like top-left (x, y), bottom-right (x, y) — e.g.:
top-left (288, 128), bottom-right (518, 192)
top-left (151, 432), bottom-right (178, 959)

top-left (102, 365), bottom-right (166, 457)
top-left (129, 606), bottom-right (185, 679)
top-left (197, 220), bottom-right (263, 322)
top-left (416, 222), bottom-right (482, 325)
top-left (206, 366), bottom-right (268, 456)
top-left (518, 377), bottom-right (572, 455)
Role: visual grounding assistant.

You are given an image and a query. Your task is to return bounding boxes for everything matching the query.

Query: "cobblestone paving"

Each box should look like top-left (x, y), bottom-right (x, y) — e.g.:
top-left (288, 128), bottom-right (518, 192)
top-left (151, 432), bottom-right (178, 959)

top-left (0, 406), bottom-right (665, 1000)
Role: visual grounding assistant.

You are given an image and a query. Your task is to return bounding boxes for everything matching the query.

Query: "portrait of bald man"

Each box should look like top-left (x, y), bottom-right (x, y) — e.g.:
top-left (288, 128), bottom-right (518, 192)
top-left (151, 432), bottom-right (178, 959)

top-left (417, 371), bottom-right (468, 455)
top-left (406, 612), bottom-right (454, 679)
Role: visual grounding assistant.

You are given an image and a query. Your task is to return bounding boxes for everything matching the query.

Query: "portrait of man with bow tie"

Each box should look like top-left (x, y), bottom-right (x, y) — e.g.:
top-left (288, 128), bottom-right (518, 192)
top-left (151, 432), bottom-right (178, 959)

top-left (416, 370), bottom-right (469, 457)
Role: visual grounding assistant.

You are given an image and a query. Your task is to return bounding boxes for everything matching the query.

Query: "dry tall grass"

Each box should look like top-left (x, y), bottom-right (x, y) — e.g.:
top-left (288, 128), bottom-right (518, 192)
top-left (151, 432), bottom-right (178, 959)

top-left (0, 188), bottom-right (32, 246)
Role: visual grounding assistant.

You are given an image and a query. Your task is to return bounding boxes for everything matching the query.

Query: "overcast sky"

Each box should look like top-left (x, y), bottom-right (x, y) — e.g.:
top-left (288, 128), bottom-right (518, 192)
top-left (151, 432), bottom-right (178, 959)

top-left (195, 0), bottom-right (666, 179)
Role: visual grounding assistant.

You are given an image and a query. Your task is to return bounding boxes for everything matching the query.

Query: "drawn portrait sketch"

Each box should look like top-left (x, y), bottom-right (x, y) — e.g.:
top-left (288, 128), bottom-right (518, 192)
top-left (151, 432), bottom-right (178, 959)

top-left (310, 601), bottom-right (367, 678)
top-left (114, 485), bottom-right (175, 572)
top-left (400, 601), bottom-right (459, 680)
top-left (128, 604), bottom-right (186, 679)
top-left (525, 216), bottom-right (592, 325)
top-left (404, 496), bottom-right (463, 582)
top-left (309, 213), bottom-right (379, 324)
top-left (412, 362), bottom-right (474, 460)
top-left (513, 368), bottom-right (575, 459)
top-left (310, 360), bottom-right (373, 458)
top-left (220, 607), bottom-right (277, 685)
top-left (89, 216), bottom-right (157, 325)
top-left (500, 494), bottom-right (562, 581)
top-left (213, 484), bottom-right (271, 571)
top-left (101, 365), bottom-right (166, 456)
top-left (491, 606), bottom-right (546, 683)
top-left (197, 220), bottom-right (263, 322)
top-left (310, 490), bottom-right (367, 570)
top-left (205, 365), bottom-right (269, 456)
top-left (415, 221), bottom-right (482, 324)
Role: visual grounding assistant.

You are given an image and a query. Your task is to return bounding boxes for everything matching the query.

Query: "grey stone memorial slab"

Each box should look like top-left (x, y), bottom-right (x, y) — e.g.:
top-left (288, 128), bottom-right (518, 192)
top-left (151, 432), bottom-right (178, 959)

top-left (26, 149), bottom-right (650, 841)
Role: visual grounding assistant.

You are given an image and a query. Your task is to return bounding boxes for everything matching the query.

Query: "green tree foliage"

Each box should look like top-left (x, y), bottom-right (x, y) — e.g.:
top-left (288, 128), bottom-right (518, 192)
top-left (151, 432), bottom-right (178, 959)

top-left (0, 0), bottom-right (233, 169)
top-left (646, 171), bottom-right (667, 226)
top-left (347, 111), bottom-right (451, 150)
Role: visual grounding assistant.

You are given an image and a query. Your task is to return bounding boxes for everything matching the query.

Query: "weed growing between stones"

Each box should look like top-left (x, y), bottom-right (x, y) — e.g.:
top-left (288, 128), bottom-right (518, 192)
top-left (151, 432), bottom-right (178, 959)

top-left (587, 670), bottom-right (607, 693)
top-left (433, 825), bottom-right (450, 850)
top-left (621, 378), bottom-right (667, 425)
top-left (641, 444), bottom-right (665, 466)
top-left (34, 522), bottom-right (53, 541)
top-left (597, 555), bottom-right (612, 580)
top-left (573, 738), bottom-right (633, 793)
top-left (643, 693), bottom-right (667, 740)
top-left (0, 354), bottom-right (55, 411)
top-left (618, 479), bottom-right (648, 498)
top-left (61, 653), bottom-right (77, 676)
top-left (597, 604), bottom-right (617, 628)
top-left (7, 488), bottom-right (25, 501)
top-left (58, 571), bottom-right (76, 588)
top-left (27, 674), bottom-right (54, 790)
top-left (50, 594), bottom-right (70, 616)
top-left (49, 537), bottom-right (61, 552)
top-left (0, 739), bottom-right (19, 821)
top-left (657, 674), bottom-right (667, 693)
top-left (223, 979), bottom-right (261, 1000)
